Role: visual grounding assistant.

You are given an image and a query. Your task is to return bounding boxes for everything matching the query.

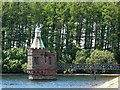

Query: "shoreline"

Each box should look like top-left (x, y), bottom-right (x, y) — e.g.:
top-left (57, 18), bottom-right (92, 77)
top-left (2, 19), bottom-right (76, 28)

top-left (1, 73), bottom-right (120, 76)
top-left (58, 74), bottom-right (120, 77)
top-left (0, 73), bottom-right (26, 75)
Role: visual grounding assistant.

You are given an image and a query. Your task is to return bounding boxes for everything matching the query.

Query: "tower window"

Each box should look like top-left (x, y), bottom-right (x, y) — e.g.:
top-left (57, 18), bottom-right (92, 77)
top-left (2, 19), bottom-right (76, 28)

top-left (34, 57), bottom-right (39, 65)
top-left (49, 57), bottom-right (52, 65)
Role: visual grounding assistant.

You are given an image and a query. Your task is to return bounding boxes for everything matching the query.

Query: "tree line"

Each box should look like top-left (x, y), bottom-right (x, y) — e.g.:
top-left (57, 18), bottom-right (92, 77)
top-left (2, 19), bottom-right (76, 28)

top-left (2, 2), bottom-right (120, 69)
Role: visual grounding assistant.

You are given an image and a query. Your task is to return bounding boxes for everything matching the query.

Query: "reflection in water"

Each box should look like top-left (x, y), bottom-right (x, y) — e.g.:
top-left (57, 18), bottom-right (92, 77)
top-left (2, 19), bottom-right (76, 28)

top-left (2, 75), bottom-right (116, 88)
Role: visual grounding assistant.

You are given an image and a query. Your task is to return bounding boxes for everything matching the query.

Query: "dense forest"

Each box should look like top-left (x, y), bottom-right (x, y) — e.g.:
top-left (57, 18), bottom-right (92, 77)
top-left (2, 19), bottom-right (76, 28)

top-left (1, 2), bottom-right (120, 73)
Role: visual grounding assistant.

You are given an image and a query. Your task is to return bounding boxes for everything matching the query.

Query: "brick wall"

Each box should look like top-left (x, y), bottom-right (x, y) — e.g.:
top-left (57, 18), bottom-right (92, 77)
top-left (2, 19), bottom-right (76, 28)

top-left (27, 48), bottom-right (57, 78)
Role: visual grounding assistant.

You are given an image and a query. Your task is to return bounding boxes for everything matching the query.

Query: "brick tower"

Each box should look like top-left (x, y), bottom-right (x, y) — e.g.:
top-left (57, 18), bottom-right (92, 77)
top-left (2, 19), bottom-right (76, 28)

top-left (27, 26), bottom-right (57, 80)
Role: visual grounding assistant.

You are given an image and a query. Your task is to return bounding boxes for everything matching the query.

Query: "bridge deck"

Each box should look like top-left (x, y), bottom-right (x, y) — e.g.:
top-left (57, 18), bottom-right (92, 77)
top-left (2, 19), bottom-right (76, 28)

top-left (57, 64), bottom-right (120, 70)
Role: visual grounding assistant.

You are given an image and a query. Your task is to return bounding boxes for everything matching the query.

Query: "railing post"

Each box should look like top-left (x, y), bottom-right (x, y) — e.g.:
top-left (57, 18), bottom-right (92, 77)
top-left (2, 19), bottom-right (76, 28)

top-left (93, 64), bottom-right (96, 80)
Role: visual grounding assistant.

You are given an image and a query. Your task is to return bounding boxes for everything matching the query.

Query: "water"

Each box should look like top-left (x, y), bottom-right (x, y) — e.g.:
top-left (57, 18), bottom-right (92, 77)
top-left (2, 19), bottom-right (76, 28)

top-left (2, 75), bottom-right (116, 88)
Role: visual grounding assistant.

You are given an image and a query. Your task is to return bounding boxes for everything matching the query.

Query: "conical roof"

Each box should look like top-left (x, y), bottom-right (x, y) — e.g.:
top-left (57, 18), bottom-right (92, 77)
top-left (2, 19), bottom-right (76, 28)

top-left (31, 27), bottom-right (45, 49)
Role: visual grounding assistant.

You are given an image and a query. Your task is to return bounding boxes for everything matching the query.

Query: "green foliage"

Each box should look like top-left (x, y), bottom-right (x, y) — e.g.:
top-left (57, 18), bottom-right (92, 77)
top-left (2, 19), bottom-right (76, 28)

top-left (114, 50), bottom-right (120, 64)
top-left (86, 50), bottom-right (117, 64)
top-left (2, 64), bottom-right (10, 73)
top-left (2, 59), bottom-right (23, 73)
top-left (2, 48), bottom-right (27, 73)
top-left (21, 63), bottom-right (27, 73)
top-left (2, 48), bottom-right (27, 63)
top-left (1, 2), bottom-right (120, 73)
top-left (9, 59), bottom-right (22, 73)
top-left (2, 2), bottom-right (119, 63)
top-left (72, 49), bottom-right (91, 64)
top-left (73, 49), bottom-right (117, 65)
top-left (70, 49), bottom-right (117, 73)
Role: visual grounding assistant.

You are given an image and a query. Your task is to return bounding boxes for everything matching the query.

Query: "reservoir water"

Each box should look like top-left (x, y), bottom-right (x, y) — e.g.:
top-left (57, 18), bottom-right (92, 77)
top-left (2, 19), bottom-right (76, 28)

top-left (2, 75), bottom-right (116, 88)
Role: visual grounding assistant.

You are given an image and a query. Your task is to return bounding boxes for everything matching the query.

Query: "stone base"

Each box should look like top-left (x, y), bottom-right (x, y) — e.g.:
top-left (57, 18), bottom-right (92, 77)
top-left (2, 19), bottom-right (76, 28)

top-left (29, 75), bottom-right (57, 80)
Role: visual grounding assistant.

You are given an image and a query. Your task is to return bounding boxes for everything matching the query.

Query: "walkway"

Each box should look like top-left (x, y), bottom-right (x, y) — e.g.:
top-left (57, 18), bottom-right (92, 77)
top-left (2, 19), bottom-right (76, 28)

top-left (97, 76), bottom-right (120, 88)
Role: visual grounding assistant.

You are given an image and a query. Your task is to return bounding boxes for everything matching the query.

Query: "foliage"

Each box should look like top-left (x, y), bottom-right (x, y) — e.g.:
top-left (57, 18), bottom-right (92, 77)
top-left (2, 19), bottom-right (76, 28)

top-left (72, 49), bottom-right (91, 64)
top-left (2, 48), bottom-right (27, 63)
top-left (73, 49), bottom-right (117, 64)
top-left (9, 59), bottom-right (22, 73)
top-left (21, 63), bottom-right (27, 73)
top-left (2, 2), bottom-right (120, 64)
top-left (2, 59), bottom-right (23, 73)
top-left (2, 48), bottom-right (27, 73)
top-left (86, 50), bottom-right (117, 64)
top-left (1, 2), bottom-right (120, 73)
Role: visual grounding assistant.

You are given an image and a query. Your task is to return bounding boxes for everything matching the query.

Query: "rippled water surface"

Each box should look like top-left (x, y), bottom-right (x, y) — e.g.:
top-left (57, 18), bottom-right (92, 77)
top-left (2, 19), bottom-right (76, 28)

top-left (2, 75), bottom-right (116, 88)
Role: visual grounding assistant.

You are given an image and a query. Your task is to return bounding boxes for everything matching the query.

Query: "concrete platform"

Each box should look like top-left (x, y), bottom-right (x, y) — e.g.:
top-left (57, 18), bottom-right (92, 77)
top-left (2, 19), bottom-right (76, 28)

top-left (97, 76), bottom-right (119, 88)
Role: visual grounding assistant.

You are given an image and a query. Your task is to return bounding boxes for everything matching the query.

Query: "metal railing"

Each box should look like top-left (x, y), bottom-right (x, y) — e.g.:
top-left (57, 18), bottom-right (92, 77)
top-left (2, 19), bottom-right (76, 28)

top-left (57, 64), bottom-right (120, 80)
top-left (57, 64), bottom-right (120, 71)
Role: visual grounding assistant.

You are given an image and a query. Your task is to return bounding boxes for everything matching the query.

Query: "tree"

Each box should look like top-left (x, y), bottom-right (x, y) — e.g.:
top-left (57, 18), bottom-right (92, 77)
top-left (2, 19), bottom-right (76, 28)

top-left (86, 50), bottom-right (117, 64)
top-left (72, 49), bottom-right (91, 64)
top-left (2, 2), bottom-right (119, 73)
